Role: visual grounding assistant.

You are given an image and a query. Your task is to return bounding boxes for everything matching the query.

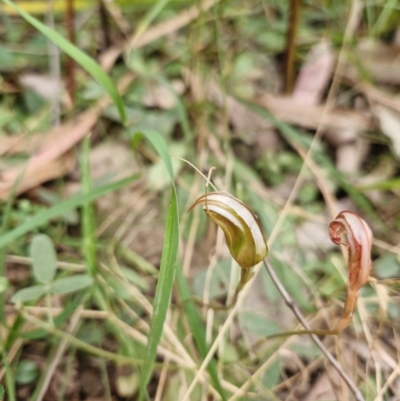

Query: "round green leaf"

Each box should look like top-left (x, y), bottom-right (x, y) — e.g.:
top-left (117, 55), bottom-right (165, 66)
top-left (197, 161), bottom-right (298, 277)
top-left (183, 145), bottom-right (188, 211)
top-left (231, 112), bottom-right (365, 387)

top-left (30, 234), bottom-right (57, 284)
top-left (15, 360), bottom-right (39, 385)
top-left (11, 285), bottom-right (46, 303)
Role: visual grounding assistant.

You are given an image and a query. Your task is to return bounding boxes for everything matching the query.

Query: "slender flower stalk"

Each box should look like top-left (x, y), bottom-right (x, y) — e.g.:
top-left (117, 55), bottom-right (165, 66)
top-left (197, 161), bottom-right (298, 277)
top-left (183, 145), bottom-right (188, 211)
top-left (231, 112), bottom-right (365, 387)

top-left (189, 191), bottom-right (268, 307)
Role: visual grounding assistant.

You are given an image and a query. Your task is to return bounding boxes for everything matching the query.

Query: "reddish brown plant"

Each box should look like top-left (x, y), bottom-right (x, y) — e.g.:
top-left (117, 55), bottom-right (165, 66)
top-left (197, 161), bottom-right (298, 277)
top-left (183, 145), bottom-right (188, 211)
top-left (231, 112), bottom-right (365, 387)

top-left (329, 211), bottom-right (373, 332)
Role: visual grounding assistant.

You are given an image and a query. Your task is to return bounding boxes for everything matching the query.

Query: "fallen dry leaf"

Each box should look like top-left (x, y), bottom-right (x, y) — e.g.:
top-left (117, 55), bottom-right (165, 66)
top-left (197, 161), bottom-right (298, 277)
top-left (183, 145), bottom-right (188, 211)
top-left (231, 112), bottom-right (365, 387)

top-left (0, 134), bottom-right (45, 156)
top-left (375, 105), bottom-right (400, 159)
top-left (0, 108), bottom-right (100, 200)
top-left (19, 73), bottom-right (65, 104)
top-left (261, 94), bottom-right (371, 134)
top-left (0, 154), bottom-right (75, 200)
top-left (184, 69), bottom-right (281, 151)
top-left (344, 40), bottom-right (400, 85)
top-left (293, 40), bottom-right (335, 105)
top-left (0, 73), bottom-right (135, 200)
top-left (143, 79), bottom-right (185, 110)
top-left (300, 367), bottom-right (343, 401)
top-left (335, 141), bottom-right (368, 173)
top-left (362, 83), bottom-right (400, 113)
top-left (99, 0), bottom-right (222, 72)
top-left (185, 69), bottom-right (371, 161)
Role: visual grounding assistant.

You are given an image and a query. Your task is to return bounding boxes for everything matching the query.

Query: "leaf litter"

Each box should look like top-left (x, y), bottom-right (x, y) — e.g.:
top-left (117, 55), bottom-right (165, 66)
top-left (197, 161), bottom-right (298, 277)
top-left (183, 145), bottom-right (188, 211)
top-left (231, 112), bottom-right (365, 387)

top-left (2, 1), bottom-right (400, 401)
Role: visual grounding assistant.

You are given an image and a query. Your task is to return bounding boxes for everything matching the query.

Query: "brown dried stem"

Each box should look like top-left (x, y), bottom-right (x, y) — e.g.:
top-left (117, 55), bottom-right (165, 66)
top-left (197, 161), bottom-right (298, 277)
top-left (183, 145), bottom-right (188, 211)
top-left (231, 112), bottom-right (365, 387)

top-left (263, 259), bottom-right (364, 401)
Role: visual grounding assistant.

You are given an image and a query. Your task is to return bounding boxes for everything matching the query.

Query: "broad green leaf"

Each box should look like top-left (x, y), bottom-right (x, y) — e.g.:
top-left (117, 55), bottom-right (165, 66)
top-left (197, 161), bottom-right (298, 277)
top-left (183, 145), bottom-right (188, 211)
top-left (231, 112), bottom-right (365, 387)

top-left (135, 130), bottom-right (179, 401)
top-left (15, 360), bottom-right (38, 385)
top-left (262, 359), bottom-right (281, 389)
top-left (11, 285), bottom-right (46, 303)
top-left (240, 313), bottom-right (280, 337)
top-left (0, 175), bottom-right (138, 250)
top-left (30, 234), bottom-right (57, 284)
top-left (1, 0), bottom-right (126, 124)
top-left (374, 253), bottom-right (400, 279)
top-left (50, 275), bottom-right (93, 295)
top-left (176, 267), bottom-right (227, 400)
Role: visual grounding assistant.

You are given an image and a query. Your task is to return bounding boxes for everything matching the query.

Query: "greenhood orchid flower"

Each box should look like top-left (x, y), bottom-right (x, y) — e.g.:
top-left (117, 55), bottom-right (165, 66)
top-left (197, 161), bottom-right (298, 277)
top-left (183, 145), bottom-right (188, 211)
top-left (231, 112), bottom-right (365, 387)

top-left (190, 191), bottom-right (268, 307)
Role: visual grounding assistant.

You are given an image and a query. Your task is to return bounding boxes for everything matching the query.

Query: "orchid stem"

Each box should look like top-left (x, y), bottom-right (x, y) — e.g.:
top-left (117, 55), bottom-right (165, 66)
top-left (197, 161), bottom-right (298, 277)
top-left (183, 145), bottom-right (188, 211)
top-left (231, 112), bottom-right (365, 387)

top-left (263, 259), bottom-right (365, 401)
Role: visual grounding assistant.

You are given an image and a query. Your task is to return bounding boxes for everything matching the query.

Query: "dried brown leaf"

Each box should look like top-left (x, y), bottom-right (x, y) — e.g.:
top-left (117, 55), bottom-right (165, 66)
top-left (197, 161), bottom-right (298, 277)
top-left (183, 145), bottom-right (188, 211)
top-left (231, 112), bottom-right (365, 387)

top-left (0, 135), bottom-right (44, 156)
top-left (375, 105), bottom-right (400, 158)
top-left (0, 109), bottom-right (99, 200)
top-left (0, 154), bottom-right (75, 200)
top-left (344, 40), bottom-right (400, 85)
top-left (261, 94), bottom-right (370, 134)
top-left (293, 40), bottom-right (335, 105)
top-left (99, 0), bottom-right (222, 72)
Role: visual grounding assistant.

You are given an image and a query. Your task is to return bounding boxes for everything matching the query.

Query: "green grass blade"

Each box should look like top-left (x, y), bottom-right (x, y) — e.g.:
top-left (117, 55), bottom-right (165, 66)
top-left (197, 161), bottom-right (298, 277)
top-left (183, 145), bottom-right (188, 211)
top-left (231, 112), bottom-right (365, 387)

top-left (0, 166), bottom-right (21, 323)
top-left (136, 0), bottom-right (170, 35)
top-left (355, 177), bottom-right (400, 191)
top-left (0, 175), bottom-right (138, 250)
top-left (135, 130), bottom-right (176, 189)
top-left (139, 193), bottom-right (179, 400)
top-left (80, 137), bottom-right (97, 276)
top-left (1, 0), bottom-right (126, 124)
top-left (1, 349), bottom-right (15, 401)
top-left (176, 267), bottom-right (227, 401)
top-left (135, 130), bottom-right (179, 400)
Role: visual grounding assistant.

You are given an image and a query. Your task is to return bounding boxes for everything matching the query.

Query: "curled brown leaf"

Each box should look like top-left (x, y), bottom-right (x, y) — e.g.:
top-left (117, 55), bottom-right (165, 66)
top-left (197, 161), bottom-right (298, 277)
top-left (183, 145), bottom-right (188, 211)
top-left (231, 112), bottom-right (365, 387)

top-left (329, 211), bottom-right (373, 332)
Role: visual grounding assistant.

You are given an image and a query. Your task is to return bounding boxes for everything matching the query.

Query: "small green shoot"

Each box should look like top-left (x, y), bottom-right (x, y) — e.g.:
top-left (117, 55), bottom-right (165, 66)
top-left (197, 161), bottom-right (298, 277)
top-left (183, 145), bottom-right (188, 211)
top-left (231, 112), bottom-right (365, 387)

top-left (11, 234), bottom-right (93, 304)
